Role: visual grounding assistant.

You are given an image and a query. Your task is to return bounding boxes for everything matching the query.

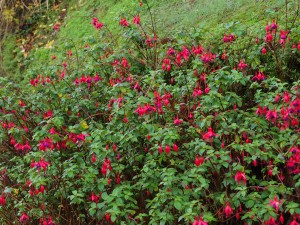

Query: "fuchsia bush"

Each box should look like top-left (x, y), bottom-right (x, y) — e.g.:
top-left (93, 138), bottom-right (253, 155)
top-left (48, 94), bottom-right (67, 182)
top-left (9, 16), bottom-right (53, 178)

top-left (0, 1), bottom-right (300, 224)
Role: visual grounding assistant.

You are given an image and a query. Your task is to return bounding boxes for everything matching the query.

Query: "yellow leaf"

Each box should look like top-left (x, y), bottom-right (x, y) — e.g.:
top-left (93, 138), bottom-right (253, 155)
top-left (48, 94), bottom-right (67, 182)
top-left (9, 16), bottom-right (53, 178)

top-left (13, 188), bottom-right (19, 195)
top-left (45, 40), bottom-right (55, 49)
top-left (80, 121), bottom-right (89, 130)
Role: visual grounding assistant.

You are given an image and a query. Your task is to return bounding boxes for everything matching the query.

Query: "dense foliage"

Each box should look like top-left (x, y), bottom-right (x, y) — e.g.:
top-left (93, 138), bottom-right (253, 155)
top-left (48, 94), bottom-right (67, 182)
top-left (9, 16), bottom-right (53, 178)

top-left (0, 1), bottom-right (300, 224)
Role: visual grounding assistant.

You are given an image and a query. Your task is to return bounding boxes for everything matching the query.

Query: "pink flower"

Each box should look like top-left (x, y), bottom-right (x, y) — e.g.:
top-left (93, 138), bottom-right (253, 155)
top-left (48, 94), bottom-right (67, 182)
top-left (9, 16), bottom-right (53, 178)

top-left (265, 216), bottom-right (276, 225)
top-left (238, 60), bottom-right (248, 70)
top-left (283, 91), bottom-right (291, 103)
top-left (198, 217), bottom-right (208, 225)
top-left (265, 33), bottom-right (273, 42)
top-left (234, 171), bottom-right (246, 184)
top-left (202, 127), bottom-right (216, 142)
top-left (224, 203), bottom-right (233, 218)
top-left (20, 212), bottom-right (30, 224)
top-left (173, 143), bottom-right (178, 152)
top-left (252, 71), bottom-right (265, 81)
top-left (269, 196), bottom-right (281, 211)
top-left (0, 194), bottom-right (6, 206)
top-left (165, 145), bottom-right (171, 154)
top-left (174, 117), bottom-right (183, 125)
top-left (92, 18), bottom-right (104, 30)
top-left (192, 45), bottom-right (203, 55)
top-left (271, 20), bottom-right (278, 30)
top-left (119, 18), bottom-right (129, 27)
top-left (290, 219), bottom-right (299, 225)
top-left (91, 153), bottom-right (96, 163)
top-left (133, 15), bottom-right (141, 25)
top-left (195, 155), bottom-right (204, 166)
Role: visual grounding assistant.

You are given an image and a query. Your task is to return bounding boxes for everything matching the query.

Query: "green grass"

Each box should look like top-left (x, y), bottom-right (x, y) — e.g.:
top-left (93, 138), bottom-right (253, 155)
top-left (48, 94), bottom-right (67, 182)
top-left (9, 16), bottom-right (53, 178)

top-left (1, 0), bottom-right (291, 76)
top-left (0, 34), bottom-right (19, 77)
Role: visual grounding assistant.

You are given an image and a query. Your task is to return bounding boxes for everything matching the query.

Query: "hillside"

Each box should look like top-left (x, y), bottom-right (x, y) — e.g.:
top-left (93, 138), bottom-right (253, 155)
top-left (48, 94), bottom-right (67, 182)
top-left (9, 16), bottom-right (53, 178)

top-left (0, 0), bottom-right (289, 77)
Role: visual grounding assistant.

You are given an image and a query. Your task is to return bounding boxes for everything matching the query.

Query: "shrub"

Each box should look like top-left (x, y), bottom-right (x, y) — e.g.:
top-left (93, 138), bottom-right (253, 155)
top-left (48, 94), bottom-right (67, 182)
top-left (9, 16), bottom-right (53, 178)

top-left (0, 1), bottom-right (299, 224)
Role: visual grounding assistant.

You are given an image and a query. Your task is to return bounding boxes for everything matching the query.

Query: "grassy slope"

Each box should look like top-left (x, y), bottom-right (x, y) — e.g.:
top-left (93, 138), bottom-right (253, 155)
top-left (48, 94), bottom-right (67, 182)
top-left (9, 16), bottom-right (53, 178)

top-left (2, 0), bottom-right (287, 76)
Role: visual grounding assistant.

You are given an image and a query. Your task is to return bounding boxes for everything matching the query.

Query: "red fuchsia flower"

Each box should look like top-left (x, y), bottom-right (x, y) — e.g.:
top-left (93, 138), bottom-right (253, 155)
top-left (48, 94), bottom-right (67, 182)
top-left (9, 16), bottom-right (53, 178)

top-left (192, 45), bottom-right (204, 55)
top-left (133, 14), bottom-right (140, 25)
top-left (202, 127), bottom-right (216, 142)
top-left (167, 47), bottom-right (176, 56)
top-left (145, 36), bottom-right (153, 47)
top-left (262, 47), bottom-right (267, 54)
top-left (193, 88), bottom-right (203, 97)
top-left (40, 217), bottom-right (55, 225)
top-left (271, 20), bottom-right (278, 30)
top-left (252, 71), bottom-right (266, 81)
top-left (269, 196), bottom-right (281, 212)
top-left (91, 153), bottom-right (96, 163)
top-left (283, 91), bottom-right (291, 103)
top-left (39, 185), bottom-right (45, 194)
top-left (121, 58), bottom-right (130, 68)
top-left (193, 217), bottom-right (208, 225)
top-left (119, 18), bottom-right (129, 27)
top-left (173, 143), bottom-right (178, 152)
top-left (162, 58), bottom-right (171, 72)
top-left (20, 212), bottom-right (30, 224)
top-left (198, 217), bottom-right (208, 225)
top-left (279, 214), bottom-right (284, 224)
top-left (234, 171), bottom-right (246, 184)
top-left (223, 33), bottom-right (236, 43)
top-left (238, 60), bottom-right (248, 70)
top-left (92, 18), bottom-right (104, 30)
top-left (280, 106), bottom-right (289, 120)
top-left (176, 53), bottom-right (182, 66)
top-left (19, 100), bottom-right (26, 107)
top-left (89, 192), bottom-right (100, 203)
top-left (49, 127), bottom-right (57, 135)
top-left (266, 109), bottom-right (278, 122)
top-left (287, 147), bottom-right (300, 174)
top-left (105, 213), bottom-right (111, 222)
top-left (265, 33), bottom-right (273, 42)
top-left (205, 86), bottom-right (210, 94)
top-left (39, 138), bottom-right (54, 151)
top-left (201, 52), bottom-right (216, 64)
top-left (22, 141), bottom-right (31, 152)
top-left (101, 163), bottom-right (107, 176)
top-left (0, 194), bottom-right (6, 206)
top-left (31, 158), bottom-right (50, 172)
top-left (290, 219), bottom-right (300, 225)
top-left (174, 117), bottom-right (183, 125)
top-left (195, 155), bottom-right (204, 166)
top-left (165, 145), bottom-right (171, 154)
top-left (62, 61), bottom-right (67, 68)
top-left (112, 143), bottom-right (117, 151)
top-left (279, 30), bottom-right (288, 44)
top-left (224, 203), bottom-right (233, 218)
top-left (43, 110), bottom-right (53, 119)
top-left (181, 46), bottom-right (190, 61)
top-left (158, 145), bottom-right (163, 154)
top-left (265, 216), bottom-right (276, 225)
